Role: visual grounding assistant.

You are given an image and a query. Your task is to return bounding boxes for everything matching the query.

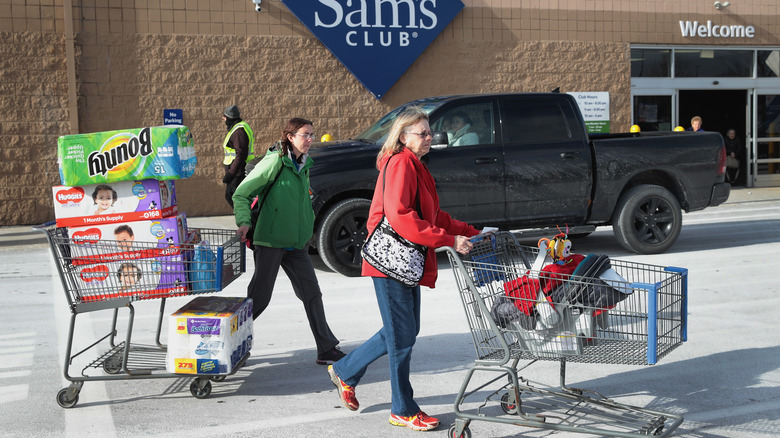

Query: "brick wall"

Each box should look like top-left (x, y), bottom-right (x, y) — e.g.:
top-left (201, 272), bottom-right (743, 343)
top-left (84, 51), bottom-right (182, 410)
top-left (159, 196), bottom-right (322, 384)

top-left (0, 0), bottom-right (776, 225)
top-left (0, 31), bottom-right (70, 225)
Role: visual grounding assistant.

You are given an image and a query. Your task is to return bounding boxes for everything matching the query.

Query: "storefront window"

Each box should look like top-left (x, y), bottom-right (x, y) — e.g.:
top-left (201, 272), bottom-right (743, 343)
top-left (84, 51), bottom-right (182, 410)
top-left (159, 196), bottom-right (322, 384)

top-left (757, 51), bottom-right (780, 77)
top-left (631, 49), bottom-right (670, 77)
top-left (633, 96), bottom-right (672, 131)
top-left (674, 49), bottom-right (752, 77)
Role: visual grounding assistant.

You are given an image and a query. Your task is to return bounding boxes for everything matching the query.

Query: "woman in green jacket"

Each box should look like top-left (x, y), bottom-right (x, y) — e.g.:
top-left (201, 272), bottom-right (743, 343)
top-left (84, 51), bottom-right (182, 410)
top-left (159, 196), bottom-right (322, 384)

top-left (233, 117), bottom-right (345, 365)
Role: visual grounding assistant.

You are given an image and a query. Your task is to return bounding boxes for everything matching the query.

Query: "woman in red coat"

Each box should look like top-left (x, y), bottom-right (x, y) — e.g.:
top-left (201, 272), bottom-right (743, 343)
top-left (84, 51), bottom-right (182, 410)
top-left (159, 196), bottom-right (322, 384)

top-left (328, 106), bottom-right (479, 431)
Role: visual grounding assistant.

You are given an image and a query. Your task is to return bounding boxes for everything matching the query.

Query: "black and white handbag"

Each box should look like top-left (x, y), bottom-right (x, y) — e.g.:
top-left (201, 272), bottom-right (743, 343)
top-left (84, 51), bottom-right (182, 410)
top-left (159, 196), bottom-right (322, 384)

top-left (361, 155), bottom-right (427, 287)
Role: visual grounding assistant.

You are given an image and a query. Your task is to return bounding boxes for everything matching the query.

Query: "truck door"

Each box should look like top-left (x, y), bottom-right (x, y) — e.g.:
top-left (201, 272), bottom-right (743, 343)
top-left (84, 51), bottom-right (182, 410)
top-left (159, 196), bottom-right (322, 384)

top-left (424, 98), bottom-right (506, 225)
top-left (500, 95), bottom-right (591, 226)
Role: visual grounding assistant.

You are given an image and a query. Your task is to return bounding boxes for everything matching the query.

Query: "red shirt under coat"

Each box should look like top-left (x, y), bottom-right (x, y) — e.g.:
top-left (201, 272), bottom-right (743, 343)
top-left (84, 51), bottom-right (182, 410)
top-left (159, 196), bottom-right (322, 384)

top-left (362, 148), bottom-right (479, 288)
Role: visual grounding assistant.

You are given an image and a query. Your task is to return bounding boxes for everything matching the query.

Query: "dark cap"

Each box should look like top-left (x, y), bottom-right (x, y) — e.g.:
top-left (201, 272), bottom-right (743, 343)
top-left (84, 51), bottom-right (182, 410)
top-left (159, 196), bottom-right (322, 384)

top-left (224, 105), bottom-right (240, 119)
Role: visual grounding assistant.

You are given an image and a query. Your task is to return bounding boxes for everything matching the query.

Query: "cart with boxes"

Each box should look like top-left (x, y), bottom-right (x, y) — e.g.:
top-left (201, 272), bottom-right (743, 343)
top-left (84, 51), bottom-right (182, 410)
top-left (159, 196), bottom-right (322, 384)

top-left (41, 126), bottom-right (251, 408)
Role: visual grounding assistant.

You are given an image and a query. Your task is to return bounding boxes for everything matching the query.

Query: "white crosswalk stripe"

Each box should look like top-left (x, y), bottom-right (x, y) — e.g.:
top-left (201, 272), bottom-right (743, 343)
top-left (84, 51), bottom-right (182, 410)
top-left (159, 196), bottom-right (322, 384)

top-left (0, 332), bottom-right (35, 404)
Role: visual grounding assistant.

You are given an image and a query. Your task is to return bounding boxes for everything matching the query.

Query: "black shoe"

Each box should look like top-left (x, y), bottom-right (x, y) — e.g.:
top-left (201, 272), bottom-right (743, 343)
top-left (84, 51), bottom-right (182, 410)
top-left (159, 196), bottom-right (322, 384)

top-left (316, 346), bottom-right (346, 365)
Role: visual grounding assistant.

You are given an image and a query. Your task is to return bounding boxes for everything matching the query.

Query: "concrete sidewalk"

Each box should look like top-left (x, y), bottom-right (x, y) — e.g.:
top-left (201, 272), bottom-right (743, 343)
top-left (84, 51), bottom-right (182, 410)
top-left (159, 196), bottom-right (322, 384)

top-left (4, 186), bottom-right (778, 247)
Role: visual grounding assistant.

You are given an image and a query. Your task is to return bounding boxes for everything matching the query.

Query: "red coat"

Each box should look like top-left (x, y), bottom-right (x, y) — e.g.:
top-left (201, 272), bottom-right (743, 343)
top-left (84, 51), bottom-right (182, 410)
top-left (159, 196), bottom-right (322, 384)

top-left (362, 148), bottom-right (479, 288)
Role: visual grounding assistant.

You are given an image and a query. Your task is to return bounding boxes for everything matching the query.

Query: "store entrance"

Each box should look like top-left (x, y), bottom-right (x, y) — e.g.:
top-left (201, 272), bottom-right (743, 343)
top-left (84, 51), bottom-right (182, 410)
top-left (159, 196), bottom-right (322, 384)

top-left (679, 89), bottom-right (748, 185)
top-left (679, 90), bottom-right (747, 137)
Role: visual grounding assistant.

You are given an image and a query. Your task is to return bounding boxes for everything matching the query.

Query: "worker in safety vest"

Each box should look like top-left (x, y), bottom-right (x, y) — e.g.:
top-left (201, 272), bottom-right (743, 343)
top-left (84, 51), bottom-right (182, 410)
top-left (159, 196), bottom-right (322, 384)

top-left (221, 105), bottom-right (255, 208)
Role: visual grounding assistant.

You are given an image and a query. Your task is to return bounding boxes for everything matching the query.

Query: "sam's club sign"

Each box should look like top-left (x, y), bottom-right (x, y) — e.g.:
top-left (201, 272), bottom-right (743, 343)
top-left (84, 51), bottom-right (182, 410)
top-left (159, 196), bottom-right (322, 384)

top-left (282, 0), bottom-right (465, 99)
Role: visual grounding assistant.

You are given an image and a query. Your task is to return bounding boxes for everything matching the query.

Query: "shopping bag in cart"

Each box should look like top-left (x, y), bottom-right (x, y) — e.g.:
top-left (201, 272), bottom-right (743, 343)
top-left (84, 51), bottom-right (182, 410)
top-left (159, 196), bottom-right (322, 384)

top-left (188, 241), bottom-right (217, 292)
top-left (467, 234), bottom-right (505, 286)
top-left (566, 254), bottom-right (632, 309)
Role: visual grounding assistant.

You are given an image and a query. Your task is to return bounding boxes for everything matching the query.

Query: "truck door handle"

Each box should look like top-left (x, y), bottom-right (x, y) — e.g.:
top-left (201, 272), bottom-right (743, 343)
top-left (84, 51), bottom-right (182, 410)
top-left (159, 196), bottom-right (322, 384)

top-left (560, 152), bottom-right (579, 159)
top-left (475, 157), bottom-right (498, 164)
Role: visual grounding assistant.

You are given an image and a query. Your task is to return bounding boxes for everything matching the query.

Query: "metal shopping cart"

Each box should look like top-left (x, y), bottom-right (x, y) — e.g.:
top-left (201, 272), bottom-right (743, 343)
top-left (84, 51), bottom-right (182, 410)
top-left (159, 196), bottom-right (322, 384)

top-left (437, 231), bottom-right (687, 438)
top-left (34, 223), bottom-right (247, 408)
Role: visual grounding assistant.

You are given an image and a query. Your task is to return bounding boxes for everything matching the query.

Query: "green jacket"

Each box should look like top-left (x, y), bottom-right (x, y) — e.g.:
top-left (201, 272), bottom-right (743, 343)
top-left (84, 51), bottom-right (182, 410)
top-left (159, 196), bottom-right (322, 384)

top-left (232, 149), bottom-right (315, 249)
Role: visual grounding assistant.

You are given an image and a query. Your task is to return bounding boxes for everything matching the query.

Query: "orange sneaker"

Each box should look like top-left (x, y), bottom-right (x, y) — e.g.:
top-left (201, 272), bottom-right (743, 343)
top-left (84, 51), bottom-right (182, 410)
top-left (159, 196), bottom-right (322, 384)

top-left (388, 411), bottom-right (440, 431)
top-left (328, 365), bottom-right (358, 411)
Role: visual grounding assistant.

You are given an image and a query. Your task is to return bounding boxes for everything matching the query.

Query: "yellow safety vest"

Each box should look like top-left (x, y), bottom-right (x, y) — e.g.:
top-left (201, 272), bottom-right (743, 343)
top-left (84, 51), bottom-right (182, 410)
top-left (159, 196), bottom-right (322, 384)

top-left (222, 121), bottom-right (255, 165)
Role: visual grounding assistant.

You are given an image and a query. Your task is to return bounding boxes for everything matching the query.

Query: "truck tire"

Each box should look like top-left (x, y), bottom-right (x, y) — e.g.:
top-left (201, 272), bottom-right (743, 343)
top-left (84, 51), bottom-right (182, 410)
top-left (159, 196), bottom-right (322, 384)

top-left (317, 198), bottom-right (371, 277)
top-left (612, 184), bottom-right (682, 254)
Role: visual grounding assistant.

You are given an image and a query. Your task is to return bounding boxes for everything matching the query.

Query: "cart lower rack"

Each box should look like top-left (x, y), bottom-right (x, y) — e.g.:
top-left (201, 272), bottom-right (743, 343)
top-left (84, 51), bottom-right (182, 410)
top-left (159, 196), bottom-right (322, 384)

top-left (35, 223), bottom-right (247, 408)
top-left (437, 231), bottom-right (686, 437)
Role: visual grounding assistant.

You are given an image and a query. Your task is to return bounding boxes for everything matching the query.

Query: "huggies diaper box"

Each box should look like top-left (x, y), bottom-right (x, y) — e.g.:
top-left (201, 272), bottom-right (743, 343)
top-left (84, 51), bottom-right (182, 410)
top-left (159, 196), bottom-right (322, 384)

top-left (67, 214), bottom-right (187, 255)
top-left (52, 179), bottom-right (177, 227)
top-left (57, 126), bottom-right (197, 186)
top-left (66, 215), bottom-right (189, 300)
top-left (70, 258), bottom-right (187, 302)
top-left (166, 296), bottom-right (253, 375)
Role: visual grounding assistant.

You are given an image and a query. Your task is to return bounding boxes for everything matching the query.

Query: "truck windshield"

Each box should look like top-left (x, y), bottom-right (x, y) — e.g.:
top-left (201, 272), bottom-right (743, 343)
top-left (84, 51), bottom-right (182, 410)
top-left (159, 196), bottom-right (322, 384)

top-left (352, 100), bottom-right (446, 145)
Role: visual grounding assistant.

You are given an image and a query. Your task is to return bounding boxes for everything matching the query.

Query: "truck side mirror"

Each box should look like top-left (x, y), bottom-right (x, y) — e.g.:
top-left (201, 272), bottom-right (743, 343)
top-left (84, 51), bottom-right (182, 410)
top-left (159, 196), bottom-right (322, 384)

top-left (431, 131), bottom-right (449, 149)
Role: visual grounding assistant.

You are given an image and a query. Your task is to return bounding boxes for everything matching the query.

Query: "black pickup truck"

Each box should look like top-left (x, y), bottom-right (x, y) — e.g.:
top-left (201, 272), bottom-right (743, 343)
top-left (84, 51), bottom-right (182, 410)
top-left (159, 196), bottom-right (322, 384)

top-left (307, 93), bottom-right (730, 277)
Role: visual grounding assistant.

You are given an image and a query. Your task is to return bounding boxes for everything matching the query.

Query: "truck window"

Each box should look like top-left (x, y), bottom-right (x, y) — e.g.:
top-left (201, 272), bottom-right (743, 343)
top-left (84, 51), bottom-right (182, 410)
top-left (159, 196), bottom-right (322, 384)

top-left (431, 102), bottom-right (494, 146)
top-left (353, 101), bottom-right (444, 145)
top-left (503, 100), bottom-right (572, 144)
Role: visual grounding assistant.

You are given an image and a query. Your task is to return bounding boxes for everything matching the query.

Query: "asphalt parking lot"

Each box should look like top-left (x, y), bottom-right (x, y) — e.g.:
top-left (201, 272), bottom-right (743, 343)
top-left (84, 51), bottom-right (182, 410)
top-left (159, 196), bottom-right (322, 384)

top-left (1, 186), bottom-right (779, 437)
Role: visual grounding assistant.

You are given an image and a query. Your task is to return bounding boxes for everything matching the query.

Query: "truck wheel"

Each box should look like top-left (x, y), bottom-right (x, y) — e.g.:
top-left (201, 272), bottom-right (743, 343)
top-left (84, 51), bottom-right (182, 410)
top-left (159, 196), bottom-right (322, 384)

top-left (317, 198), bottom-right (371, 277)
top-left (612, 185), bottom-right (682, 254)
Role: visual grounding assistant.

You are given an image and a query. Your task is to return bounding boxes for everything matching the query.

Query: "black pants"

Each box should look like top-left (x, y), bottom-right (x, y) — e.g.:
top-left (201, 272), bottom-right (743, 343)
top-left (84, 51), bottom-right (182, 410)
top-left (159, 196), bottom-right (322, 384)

top-left (246, 246), bottom-right (340, 355)
top-left (224, 173), bottom-right (245, 208)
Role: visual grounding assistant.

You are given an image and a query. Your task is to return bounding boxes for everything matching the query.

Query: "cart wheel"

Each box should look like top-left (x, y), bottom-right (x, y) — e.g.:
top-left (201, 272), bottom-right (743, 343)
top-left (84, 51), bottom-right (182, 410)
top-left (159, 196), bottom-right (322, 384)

top-left (448, 424), bottom-right (472, 438)
top-left (57, 388), bottom-right (79, 408)
top-left (190, 379), bottom-right (212, 399)
top-left (212, 375), bottom-right (226, 382)
top-left (103, 357), bottom-right (122, 374)
top-left (501, 392), bottom-right (521, 415)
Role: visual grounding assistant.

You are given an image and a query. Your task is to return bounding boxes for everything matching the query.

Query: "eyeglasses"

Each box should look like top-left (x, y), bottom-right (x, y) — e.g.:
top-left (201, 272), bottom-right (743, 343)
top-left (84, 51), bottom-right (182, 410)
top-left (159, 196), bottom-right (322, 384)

top-left (294, 133), bottom-right (316, 140)
top-left (406, 131), bottom-right (433, 138)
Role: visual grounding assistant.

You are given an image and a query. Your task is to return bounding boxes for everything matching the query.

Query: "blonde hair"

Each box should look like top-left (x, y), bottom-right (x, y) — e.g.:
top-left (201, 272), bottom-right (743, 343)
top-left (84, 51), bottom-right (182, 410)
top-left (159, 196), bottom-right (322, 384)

top-left (376, 106), bottom-right (429, 169)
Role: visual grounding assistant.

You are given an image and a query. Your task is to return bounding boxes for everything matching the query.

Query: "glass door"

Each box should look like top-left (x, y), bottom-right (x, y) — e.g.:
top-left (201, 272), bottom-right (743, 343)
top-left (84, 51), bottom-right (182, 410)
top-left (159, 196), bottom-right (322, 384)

top-left (754, 92), bottom-right (780, 186)
top-left (632, 94), bottom-right (674, 131)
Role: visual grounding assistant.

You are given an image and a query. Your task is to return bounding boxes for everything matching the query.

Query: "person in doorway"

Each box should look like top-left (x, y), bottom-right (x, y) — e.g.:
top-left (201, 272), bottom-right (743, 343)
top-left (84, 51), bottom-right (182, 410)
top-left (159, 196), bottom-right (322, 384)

top-left (233, 117), bottom-right (345, 366)
top-left (724, 128), bottom-right (744, 185)
top-left (687, 116), bottom-right (704, 132)
top-left (327, 106), bottom-right (479, 432)
top-left (221, 105), bottom-right (255, 208)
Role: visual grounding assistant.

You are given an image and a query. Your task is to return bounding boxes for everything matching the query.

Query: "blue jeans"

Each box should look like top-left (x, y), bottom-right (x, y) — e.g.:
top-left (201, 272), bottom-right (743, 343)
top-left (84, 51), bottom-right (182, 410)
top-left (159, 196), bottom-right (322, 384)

top-left (332, 277), bottom-right (422, 416)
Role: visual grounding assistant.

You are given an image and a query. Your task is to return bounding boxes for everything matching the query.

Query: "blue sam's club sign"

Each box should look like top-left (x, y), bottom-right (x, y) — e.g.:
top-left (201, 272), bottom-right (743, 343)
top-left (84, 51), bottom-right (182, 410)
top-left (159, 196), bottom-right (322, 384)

top-left (282, 0), bottom-right (465, 99)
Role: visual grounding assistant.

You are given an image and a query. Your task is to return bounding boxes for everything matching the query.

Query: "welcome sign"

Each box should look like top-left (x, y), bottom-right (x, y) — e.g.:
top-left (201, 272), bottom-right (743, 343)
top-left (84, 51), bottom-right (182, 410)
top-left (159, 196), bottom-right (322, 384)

top-left (282, 0), bottom-right (465, 99)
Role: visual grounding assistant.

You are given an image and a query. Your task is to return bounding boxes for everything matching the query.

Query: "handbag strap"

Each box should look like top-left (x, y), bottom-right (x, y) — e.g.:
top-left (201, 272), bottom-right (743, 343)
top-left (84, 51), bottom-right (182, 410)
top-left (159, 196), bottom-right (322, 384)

top-left (380, 153), bottom-right (423, 221)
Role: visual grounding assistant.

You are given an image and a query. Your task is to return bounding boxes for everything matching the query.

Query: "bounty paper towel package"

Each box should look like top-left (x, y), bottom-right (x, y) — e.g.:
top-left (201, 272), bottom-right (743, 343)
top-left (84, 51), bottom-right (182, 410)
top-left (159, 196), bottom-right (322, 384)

top-left (57, 126), bottom-right (197, 186)
top-left (167, 296), bottom-right (253, 375)
top-left (52, 179), bottom-right (177, 227)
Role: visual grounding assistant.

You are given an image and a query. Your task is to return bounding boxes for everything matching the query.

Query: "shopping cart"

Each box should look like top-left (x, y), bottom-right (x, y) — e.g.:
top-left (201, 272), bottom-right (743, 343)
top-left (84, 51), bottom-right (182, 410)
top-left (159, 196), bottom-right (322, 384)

top-left (437, 231), bottom-right (687, 438)
top-left (34, 222), bottom-right (247, 408)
